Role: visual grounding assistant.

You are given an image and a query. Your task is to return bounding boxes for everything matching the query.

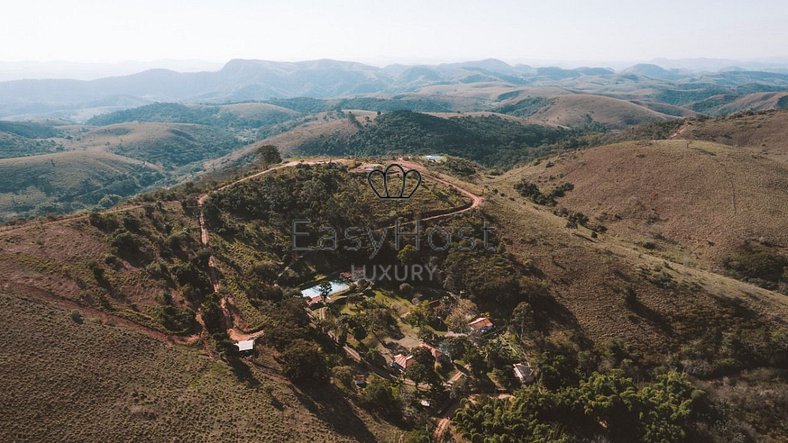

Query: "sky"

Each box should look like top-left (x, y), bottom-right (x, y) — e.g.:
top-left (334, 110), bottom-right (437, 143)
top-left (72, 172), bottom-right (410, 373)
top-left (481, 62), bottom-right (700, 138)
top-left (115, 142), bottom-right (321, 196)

top-left (1, 0), bottom-right (786, 71)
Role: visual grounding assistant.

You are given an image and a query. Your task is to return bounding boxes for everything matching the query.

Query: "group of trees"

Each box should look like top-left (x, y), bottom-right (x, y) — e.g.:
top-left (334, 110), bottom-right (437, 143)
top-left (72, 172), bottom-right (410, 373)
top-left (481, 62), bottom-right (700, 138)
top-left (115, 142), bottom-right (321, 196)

top-left (88, 205), bottom-right (219, 335)
top-left (297, 111), bottom-right (569, 167)
top-left (453, 370), bottom-right (706, 443)
top-left (723, 244), bottom-right (787, 291)
top-left (442, 246), bottom-right (547, 312)
top-left (154, 292), bottom-right (196, 334)
top-left (281, 339), bottom-right (329, 382)
top-left (404, 347), bottom-right (440, 387)
top-left (514, 179), bottom-right (574, 206)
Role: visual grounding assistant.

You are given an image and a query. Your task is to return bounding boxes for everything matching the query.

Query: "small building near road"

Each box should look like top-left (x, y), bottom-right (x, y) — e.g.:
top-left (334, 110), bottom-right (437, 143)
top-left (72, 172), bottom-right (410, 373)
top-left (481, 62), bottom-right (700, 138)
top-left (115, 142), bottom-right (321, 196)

top-left (235, 339), bottom-right (255, 355)
top-left (468, 317), bottom-right (494, 334)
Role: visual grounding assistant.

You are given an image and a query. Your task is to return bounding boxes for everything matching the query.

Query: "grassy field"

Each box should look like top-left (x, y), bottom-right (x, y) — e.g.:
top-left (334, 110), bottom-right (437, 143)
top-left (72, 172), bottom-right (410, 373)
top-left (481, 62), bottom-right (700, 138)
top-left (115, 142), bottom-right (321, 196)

top-left (503, 138), bottom-right (788, 278)
top-left (679, 109), bottom-right (788, 163)
top-left (0, 151), bottom-right (162, 221)
top-left (522, 94), bottom-right (674, 129)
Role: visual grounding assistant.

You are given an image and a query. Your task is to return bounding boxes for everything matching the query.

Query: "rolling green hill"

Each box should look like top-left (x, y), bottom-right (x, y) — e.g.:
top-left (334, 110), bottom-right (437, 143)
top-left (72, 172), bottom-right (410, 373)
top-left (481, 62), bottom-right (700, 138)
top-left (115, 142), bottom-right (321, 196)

top-left (96, 123), bottom-right (246, 170)
top-left (0, 151), bottom-right (162, 220)
top-left (0, 131), bottom-right (62, 159)
top-left (0, 120), bottom-right (65, 158)
top-left (87, 102), bottom-right (300, 130)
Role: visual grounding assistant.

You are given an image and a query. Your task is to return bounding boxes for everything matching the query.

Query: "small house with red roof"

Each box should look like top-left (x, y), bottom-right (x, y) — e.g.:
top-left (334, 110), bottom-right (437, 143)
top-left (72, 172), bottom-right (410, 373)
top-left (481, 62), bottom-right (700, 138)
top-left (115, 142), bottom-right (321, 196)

top-left (468, 317), bottom-right (494, 333)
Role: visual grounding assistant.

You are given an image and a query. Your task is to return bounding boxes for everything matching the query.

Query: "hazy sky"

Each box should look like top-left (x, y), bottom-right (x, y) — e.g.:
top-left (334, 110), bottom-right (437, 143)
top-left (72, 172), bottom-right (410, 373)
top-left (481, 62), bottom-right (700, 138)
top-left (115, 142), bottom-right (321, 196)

top-left (1, 0), bottom-right (786, 66)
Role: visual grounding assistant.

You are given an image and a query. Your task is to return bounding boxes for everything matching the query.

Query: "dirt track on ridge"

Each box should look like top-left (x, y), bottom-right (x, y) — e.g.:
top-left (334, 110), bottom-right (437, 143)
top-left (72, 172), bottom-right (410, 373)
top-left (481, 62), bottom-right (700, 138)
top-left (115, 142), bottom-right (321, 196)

top-left (196, 158), bottom-right (485, 341)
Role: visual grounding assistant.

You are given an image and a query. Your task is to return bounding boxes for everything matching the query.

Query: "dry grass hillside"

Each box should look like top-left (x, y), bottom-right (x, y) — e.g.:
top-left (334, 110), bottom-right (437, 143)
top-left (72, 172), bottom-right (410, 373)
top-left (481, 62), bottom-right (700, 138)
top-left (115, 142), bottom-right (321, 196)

top-left (475, 174), bottom-right (788, 439)
top-left (70, 122), bottom-right (245, 169)
top-left (63, 122), bottom-right (187, 152)
top-left (678, 109), bottom-right (788, 163)
top-left (478, 181), bottom-right (787, 348)
top-left (217, 102), bottom-right (300, 120)
top-left (0, 290), bottom-right (400, 442)
top-left (715, 92), bottom-right (788, 115)
top-left (524, 94), bottom-right (674, 129)
top-left (259, 111), bottom-right (376, 153)
top-left (0, 202), bottom-right (202, 330)
top-left (505, 139), bottom-right (788, 276)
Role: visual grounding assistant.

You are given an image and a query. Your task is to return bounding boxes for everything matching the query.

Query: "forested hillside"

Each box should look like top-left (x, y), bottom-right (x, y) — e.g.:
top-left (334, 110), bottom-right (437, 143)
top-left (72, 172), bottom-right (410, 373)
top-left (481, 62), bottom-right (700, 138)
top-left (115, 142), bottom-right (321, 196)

top-left (296, 111), bottom-right (571, 166)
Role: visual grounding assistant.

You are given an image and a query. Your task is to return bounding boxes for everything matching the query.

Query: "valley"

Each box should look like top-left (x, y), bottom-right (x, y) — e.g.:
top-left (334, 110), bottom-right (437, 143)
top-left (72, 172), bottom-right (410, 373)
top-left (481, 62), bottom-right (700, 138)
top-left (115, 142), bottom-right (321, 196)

top-left (2, 60), bottom-right (787, 223)
top-left (0, 59), bottom-right (786, 443)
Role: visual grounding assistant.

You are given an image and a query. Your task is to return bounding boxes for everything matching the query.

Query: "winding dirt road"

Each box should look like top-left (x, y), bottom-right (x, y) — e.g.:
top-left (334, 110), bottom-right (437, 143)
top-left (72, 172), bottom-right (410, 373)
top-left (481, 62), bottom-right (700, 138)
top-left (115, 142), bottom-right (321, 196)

top-left (3, 158), bottom-right (484, 348)
top-left (196, 160), bottom-right (344, 341)
top-left (398, 159), bottom-right (483, 217)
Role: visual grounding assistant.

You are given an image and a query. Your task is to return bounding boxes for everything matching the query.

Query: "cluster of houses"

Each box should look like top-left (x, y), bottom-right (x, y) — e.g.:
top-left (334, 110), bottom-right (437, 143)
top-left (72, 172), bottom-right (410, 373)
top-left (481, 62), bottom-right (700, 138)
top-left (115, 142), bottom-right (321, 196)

top-left (392, 342), bottom-right (446, 371)
top-left (391, 316), bottom-right (496, 371)
top-left (389, 315), bottom-right (536, 387)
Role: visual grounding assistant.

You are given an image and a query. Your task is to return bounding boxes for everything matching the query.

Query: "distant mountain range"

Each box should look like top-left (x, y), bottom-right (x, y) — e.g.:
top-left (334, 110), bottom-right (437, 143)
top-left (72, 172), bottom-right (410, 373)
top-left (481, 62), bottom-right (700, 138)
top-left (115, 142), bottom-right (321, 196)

top-left (1, 58), bottom-right (788, 120)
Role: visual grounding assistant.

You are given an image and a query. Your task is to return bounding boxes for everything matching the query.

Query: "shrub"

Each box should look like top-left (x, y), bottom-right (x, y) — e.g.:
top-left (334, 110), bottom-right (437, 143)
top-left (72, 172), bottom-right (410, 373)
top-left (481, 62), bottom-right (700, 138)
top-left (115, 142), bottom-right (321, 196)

top-left (88, 212), bottom-right (118, 232)
top-left (724, 249), bottom-right (786, 283)
top-left (69, 310), bottom-right (83, 324)
top-left (331, 365), bottom-right (354, 389)
top-left (201, 293), bottom-right (225, 334)
top-left (359, 375), bottom-right (399, 413)
top-left (103, 254), bottom-right (122, 269)
top-left (110, 230), bottom-right (148, 261)
top-left (251, 260), bottom-right (278, 280)
top-left (248, 282), bottom-right (283, 302)
top-left (255, 145), bottom-right (282, 165)
top-left (624, 286), bottom-right (638, 306)
top-left (156, 302), bottom-right (196, 334)
top-left (514, 179), bottom-right (550, 205)
top-left (213, 333), bottom-right (239, 360)
top-left (281, 339), bottom-right (328, 383)
top-left (98, 194), bottom-right (122, 209)
top-left (122, 213), bottom-right (142, 232)
top-left (403, 429), bottom-right (431, 443)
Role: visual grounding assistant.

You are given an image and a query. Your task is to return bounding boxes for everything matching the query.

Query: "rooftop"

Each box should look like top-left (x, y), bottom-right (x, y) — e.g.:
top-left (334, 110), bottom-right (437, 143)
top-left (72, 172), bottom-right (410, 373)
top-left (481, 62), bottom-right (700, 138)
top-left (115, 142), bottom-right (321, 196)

top-left (513, 362), bottom-right (535, 383)
top-left (468, 317), bottom-right (494, 331)
top-left (393, 353), bottom-right (415, 369)
top-left (236, 340), bottom-right (255, 352)
top-left (419, 342), bottom-right (443, 359)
